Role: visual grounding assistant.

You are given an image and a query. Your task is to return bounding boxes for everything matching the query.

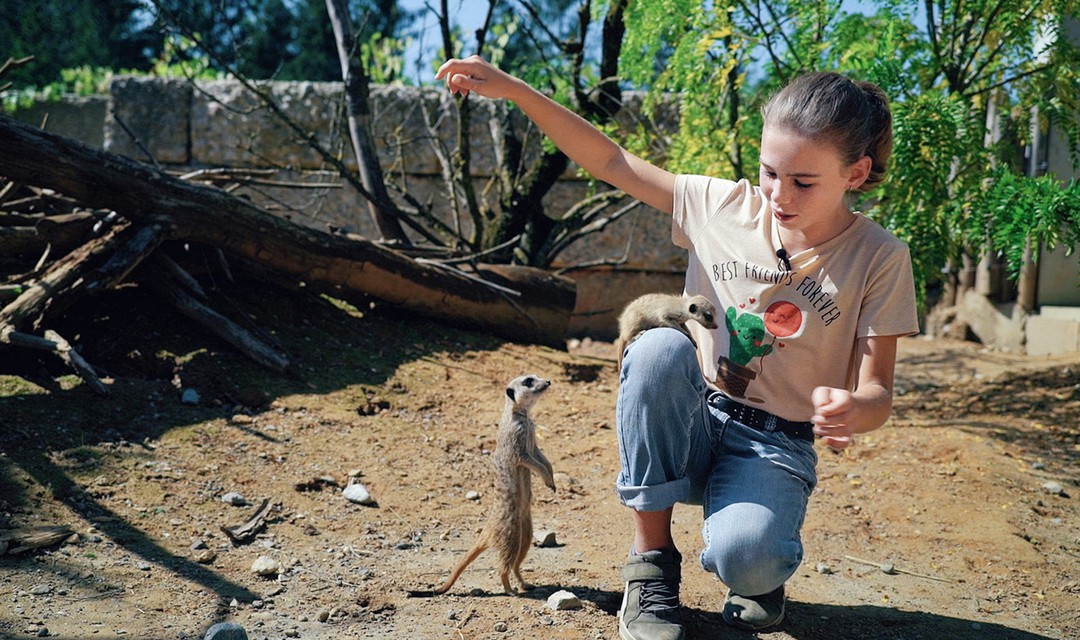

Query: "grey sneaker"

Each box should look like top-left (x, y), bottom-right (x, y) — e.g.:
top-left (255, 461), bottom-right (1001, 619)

top-left (618, 548), bottom-right (684, 640)
top-left (722, 584), bottom-right (786, 630)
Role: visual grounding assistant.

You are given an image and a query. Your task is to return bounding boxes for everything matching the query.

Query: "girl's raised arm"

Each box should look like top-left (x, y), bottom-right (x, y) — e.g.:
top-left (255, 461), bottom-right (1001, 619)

top-left (436, 56), bottom-right (676, 214)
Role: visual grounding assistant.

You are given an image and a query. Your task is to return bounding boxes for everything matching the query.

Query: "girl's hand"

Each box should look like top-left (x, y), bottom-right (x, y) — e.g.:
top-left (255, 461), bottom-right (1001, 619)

top-left (811, 386), bottom-right (857, 450)
top-left (435, 56), bottom-right (519, 100)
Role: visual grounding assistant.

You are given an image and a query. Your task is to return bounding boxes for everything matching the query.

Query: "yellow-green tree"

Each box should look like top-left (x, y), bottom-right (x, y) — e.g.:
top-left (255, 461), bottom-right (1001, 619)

top-left (620, 0), bottom-right (1080, 308)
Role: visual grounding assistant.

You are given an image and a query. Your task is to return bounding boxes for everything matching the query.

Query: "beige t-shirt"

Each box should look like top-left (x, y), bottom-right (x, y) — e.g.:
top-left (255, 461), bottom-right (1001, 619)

top-left (673, 174), bottom-right (919, 422)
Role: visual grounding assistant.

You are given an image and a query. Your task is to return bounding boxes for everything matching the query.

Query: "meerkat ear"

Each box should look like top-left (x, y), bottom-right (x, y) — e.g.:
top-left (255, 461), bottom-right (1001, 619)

top-left (506, 387), bottom-right (516, 402)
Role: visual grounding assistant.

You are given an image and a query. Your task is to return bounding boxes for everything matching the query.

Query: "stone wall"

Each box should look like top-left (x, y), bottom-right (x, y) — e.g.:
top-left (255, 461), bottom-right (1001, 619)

top-left (12, 78), bottom-right (687, 339)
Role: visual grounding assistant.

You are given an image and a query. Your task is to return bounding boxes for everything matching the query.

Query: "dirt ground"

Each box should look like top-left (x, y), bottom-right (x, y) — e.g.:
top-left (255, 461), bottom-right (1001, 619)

top-left (1, 282), bottom-right (1078, 640)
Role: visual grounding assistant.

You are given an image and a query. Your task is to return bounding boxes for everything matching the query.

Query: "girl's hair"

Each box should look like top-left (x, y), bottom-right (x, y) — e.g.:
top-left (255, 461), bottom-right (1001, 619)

top-left (762, 72), bottom-right (893, 192)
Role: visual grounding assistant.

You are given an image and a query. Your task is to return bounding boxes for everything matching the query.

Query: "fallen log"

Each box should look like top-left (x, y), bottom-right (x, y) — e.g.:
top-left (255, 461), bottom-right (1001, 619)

top-left (0, 525), bottom-right (75, 555)
top-left (0, 222), bottom-right (164, 331)
top-left (42, 328), bottom-right (109, 396)
top-left (156, 278), bottom-right (291, 372)
top-left (0, 114), bottom-right (576, 347)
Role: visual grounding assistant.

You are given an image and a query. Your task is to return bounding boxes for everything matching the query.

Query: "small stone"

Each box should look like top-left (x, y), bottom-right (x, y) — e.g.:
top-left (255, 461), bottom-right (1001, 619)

top-left (317, 610), bottom-right (330, 623)
top-left (1041, 481), bottom-right (1065, 496)
top-left (181, 388), bottom-right (201, 405)
top-left (465, 490), bottom-right (481, 501)
top-left (343, 482), bottom-right (375, 505)
top-left (203, 622), bottom-right (248, 640)
top-left (1031, 461), bottom-right (1046, 470)
top-left (250, 556), bottom-right (281, 577)
top-left (36, 627), bottom-right (49, 638)
top-left (815, 562), bottom-right (835, 575)
top-left (546, 589), bottom-right (582, 610)
top-left (194, 550), bottom-right (217, 564)
top-left (136, 561), bottom-right (152, 571)
top-left (29, 584), bottom-right (52, 596)
top-left (493, 621), bottom-right (508, 632)
top-left (533, 530), bottom-right (558, 547)
top-left (221, 492), bottom-right (247, 506)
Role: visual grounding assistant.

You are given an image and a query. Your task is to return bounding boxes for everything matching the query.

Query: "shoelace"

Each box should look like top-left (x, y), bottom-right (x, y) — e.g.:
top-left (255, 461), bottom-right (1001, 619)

top-left (638, 577), bottom-right (680, 612)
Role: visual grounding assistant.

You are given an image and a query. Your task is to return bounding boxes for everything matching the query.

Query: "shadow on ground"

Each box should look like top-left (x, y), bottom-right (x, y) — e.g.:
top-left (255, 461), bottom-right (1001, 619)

top-left (685, 600), bottom-right (1059, 639)
top-left (0, 277), bottom-right (507, 620)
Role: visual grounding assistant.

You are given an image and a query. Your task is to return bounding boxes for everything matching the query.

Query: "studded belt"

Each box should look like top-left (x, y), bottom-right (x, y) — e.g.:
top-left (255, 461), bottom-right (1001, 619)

top-left (708, 394), bottom-right (815, 442)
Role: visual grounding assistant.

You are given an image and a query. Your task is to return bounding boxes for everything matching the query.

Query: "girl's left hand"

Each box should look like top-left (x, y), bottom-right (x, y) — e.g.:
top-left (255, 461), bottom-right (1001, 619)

top-left (811, 386), bottom-right (856, 449)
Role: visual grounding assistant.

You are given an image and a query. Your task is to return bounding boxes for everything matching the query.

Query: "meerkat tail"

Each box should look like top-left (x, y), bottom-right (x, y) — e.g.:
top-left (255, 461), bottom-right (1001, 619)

top-left (407, 536), bottom-right (490, 597)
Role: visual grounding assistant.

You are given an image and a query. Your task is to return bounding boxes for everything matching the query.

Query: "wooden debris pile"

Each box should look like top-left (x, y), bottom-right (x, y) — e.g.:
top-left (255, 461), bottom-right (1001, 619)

top-left (0, 112), bottom-right (576, 394)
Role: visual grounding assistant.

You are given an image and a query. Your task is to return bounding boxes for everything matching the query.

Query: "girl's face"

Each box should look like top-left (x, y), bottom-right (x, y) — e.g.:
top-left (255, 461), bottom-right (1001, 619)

top-left (759, 126), bottom-right (870, 246)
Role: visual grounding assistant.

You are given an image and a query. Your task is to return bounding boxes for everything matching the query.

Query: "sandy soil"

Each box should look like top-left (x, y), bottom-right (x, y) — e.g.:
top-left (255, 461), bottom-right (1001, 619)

top-left (1, 283), bottom-right (1077, 640)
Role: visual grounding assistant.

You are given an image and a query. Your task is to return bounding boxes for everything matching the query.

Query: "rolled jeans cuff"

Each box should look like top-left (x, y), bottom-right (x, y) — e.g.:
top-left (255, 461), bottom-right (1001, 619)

top-left (617, 477), bottom-right (690, 512)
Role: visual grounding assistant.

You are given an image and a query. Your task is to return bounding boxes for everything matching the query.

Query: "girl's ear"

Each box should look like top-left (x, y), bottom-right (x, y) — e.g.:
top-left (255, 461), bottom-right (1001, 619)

top-left (848, 155), bottom-right (872, 190)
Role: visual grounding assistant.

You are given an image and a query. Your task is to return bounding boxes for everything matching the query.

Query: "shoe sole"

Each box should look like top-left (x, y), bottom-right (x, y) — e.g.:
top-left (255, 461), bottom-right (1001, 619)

top-left (722, 608), bottom-right (784, 631)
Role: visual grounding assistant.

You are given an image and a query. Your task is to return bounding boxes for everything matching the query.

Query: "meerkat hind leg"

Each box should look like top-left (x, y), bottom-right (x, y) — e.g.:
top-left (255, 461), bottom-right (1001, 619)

top-left (500, 569), bottom-right (516, 595)
top-left (513, 525), bottom-right (534, 592)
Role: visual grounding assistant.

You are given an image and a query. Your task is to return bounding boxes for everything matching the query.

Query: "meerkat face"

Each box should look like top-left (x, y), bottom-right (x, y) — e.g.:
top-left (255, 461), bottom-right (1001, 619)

top-left (505, 374), bottom-right (550, 408)
top-left (687, 295), bottom-right (719, 329)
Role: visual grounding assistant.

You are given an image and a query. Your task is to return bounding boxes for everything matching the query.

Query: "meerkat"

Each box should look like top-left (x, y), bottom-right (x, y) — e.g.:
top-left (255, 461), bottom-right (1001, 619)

top-left (615, 293), bottom-right (719, 369)
top-left (410, 374), bottom-right (556, 597)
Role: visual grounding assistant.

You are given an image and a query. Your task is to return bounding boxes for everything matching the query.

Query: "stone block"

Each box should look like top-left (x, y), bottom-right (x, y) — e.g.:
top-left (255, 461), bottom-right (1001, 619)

top-left (105, 76), bottom-right (191, 164)
top-left (1025, 315), bottom-right (1080, 356)
top-left (11, 96), bottom-right (108, 148)
top-left (957, 289), bottom-right (1025, 351)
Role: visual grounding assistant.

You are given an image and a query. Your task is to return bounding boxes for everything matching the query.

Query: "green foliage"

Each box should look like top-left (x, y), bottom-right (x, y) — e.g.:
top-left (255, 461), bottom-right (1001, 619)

top-left (3, 66), bottom-right (111, 111)
top-left (361, 34), bottom-right (411, 85)
top-left (621, 0), bottom-right (1080, 308)
top-left (876, 91), bottom-right (979, 303)
top-left (3, 36), bottom-right (223, 113)
top-left (965, 170), bottom-right (1080, 278)
top-left (150, 35), bottom-right (224, 80)
top-left (0, 0), bottom-right (153, 90)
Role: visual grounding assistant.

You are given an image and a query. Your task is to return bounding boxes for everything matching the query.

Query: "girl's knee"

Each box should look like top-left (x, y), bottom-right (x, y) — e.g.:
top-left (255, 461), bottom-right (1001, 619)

top-left (700, 528), bottom-right (802, 595)
top-left (621, 327), bottom-right (699, 379)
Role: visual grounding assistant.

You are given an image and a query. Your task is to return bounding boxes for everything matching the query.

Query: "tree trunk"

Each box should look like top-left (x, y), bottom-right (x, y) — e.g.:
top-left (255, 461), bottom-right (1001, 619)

top-left (324, 0), bottom-right (411, 246)
top-left (0, 114), bottom-right (575, 348)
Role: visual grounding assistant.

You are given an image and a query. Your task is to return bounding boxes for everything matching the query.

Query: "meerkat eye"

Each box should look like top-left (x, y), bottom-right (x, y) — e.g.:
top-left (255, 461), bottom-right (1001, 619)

top-left (523, 377), bottom-right (535, 388)
top-left (703, 312), bottom-right (714, 323)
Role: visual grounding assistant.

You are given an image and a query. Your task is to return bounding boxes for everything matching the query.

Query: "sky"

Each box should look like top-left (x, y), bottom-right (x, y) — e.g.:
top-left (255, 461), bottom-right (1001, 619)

top-left (398, 0), bottom-right (489, 83)
top-left (395, 0), bottom-right (922, 84)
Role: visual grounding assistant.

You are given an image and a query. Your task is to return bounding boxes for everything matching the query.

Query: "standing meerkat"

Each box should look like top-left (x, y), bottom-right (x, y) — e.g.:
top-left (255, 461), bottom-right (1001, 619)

top-left (615, 293), bottom-right (719, 369)
top-left (410, 374), bottom-right (556, 597)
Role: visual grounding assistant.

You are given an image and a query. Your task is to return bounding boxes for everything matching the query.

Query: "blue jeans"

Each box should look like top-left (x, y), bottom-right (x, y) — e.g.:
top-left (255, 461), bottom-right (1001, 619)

top-left (615, 328), bottom-right (819, 597)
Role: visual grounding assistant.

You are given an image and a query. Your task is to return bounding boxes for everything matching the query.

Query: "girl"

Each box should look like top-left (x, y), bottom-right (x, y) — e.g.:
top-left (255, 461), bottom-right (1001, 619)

top-left (436, 56), bottom-right (918, 638)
